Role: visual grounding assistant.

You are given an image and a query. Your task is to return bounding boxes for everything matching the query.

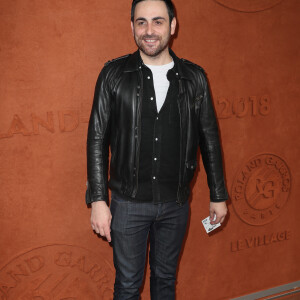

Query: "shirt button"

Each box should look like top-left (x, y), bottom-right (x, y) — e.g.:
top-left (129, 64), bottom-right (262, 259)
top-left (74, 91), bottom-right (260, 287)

top-left (156, 117), bottom-right (159, 120)
top-left (137, 93), bottom-right (139, 96)
top-left (154, 158), bottom-right (157, 161)
top-left (137, 85), bottom-right (140, 89)
top-left (153, 176), bottom-right (156, 180)
top-left (150, 97), bottom-right (154, 100)
top-left (176, 73), bottom-right (179, 76)
top-left (155, 138), bottom-right (158, 141)
top-left (147, 76), bottom-right (151, 79)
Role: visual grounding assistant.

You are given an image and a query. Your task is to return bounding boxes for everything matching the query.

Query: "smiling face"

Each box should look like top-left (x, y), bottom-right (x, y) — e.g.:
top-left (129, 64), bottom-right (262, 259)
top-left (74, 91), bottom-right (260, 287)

top-left (131, 0), bottom-right (176, 63)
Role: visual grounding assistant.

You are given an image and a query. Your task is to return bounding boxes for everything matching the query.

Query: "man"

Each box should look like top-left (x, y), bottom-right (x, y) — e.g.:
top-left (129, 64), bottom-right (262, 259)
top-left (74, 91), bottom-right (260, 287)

top-left (86, 0), bottom-right (228, 299)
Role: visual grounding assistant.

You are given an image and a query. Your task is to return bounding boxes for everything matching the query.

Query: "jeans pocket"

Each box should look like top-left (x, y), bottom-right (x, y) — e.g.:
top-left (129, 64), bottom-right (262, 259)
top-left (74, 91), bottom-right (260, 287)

top-left (111, 191), bottom-right (129, 203)
top-left (110, 193), bottom-right (129, 233)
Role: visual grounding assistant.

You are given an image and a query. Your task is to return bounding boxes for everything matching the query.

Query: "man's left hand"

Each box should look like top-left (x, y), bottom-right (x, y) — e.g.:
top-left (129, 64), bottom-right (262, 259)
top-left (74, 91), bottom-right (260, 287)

top-left (209, 201), bottom-right (228, 225)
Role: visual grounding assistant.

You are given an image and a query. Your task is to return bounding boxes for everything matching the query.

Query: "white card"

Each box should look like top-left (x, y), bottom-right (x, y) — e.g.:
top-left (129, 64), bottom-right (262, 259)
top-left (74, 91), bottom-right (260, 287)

top-left (202, 215), bottom-right (221, 234)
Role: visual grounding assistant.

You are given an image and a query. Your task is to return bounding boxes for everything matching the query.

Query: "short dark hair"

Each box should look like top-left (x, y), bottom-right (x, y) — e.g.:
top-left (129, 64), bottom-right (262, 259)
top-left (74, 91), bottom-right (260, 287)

top-left (131, 0), bottom-right (175, 23)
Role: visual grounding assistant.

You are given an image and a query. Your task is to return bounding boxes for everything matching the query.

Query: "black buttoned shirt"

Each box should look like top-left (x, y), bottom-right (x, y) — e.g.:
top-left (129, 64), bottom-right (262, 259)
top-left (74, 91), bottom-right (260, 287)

top-left (132, 63), bottom-right (181, 203)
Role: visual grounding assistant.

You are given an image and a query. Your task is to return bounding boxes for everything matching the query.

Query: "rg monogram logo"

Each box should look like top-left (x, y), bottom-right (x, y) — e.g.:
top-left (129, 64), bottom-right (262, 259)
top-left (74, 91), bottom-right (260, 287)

top-left (255, 178), bottom-right (274, 199)
top-left (231, 153), bottom-right (291, 226)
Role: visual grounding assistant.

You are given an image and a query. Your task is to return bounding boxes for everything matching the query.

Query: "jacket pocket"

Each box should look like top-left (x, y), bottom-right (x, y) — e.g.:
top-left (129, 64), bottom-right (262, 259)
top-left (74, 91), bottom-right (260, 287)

top-left (184, 159), bottom-right (197, 182)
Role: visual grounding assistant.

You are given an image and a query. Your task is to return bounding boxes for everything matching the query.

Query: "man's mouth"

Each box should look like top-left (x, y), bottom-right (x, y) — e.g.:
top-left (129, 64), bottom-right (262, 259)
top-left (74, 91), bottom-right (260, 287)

top-left (142, 36), bottom-right (160, 45)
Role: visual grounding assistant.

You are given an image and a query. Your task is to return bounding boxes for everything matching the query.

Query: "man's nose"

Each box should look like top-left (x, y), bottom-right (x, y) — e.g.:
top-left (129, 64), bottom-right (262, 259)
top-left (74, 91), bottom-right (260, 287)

top-left (146, 24), bottom-right (154, 35)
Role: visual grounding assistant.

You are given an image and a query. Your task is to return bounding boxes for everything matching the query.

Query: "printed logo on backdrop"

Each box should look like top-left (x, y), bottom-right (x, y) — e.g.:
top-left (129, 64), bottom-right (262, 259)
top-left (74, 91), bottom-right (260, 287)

top-left (0, 96), bottom-right (272, 139)
top-left (231, 153), bottom-right (291, 226)
top-left (0, 104), bottom-right (90, 139)
top-left (216, 95), bottom-right (271, 119)
top-left (213, 0), bottom-right (284, 13)
top-left (0, 244), bottom-right (114, 300)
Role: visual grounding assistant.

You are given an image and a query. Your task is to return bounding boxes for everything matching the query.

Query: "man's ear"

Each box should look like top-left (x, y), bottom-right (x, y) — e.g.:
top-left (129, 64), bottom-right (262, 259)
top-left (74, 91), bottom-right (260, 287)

top-left (170, 17), bottom-right (177, 35)
top-left (131, 21), bottom-right (134, 36)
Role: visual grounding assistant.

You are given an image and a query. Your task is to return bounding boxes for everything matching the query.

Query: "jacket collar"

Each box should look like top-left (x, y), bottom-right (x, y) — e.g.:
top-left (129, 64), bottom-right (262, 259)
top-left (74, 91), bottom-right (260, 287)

top-left (124, 48), bottom-right (193, 81)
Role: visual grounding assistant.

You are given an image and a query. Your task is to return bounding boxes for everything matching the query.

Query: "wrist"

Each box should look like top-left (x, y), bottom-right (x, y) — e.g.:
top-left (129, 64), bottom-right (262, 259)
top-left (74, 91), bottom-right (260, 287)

top-left (91, 200), bottom-right (106, 207)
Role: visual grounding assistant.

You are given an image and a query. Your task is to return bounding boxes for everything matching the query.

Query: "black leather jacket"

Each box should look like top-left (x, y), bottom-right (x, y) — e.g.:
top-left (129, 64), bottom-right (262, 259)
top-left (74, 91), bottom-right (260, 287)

top-left (86, 49), bottom-right (228, 205)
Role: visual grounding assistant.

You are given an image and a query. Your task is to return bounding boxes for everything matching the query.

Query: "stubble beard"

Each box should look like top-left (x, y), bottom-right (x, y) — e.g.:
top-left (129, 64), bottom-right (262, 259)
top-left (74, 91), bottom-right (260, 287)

top-left (134, 32), bottom-right (171, 58)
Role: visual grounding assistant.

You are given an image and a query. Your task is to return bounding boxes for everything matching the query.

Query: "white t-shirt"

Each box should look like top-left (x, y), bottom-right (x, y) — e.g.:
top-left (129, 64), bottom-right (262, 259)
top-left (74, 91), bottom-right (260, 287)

top-left (145, 60), bottom-right (174, 112)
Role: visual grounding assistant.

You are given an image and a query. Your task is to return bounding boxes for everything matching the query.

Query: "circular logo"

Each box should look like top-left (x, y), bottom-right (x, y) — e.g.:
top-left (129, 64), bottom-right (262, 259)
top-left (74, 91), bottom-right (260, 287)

top-left (0, 244), bottom-right (114, 300)
top-left (231, 153), bottom-right (291, 226)
top-left (213, 0), bottom-right (283, 12)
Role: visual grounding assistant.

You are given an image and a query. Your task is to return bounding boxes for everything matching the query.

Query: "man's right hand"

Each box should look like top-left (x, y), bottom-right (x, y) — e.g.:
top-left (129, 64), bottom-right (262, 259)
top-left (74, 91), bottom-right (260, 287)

top-left (90, 201), bottom-right (112, 242)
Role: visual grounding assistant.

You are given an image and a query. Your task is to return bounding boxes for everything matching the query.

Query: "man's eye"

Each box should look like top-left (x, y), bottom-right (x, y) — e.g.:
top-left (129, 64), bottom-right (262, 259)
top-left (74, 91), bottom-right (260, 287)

top-left (138, 21), bottom-right (145, 26)
top-left (155, 21), bottom-right (162, 25)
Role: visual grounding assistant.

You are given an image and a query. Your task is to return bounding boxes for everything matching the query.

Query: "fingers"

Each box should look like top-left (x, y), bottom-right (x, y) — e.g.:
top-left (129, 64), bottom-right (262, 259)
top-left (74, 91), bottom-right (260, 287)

top-left (211, 213), bottom-right (226, 225)
top-left (209, 211), bottom-right (227, 225)
top-left (103, 226), bottom-right (111, 242)
top-left (220, 216), bottom-right (226, 224)
top-left (99, 227), bottom-right (105, 236)
top-left (214, 216), bottom-right (222, 224)
top-left (90, 202), bottom-right (112, 242)
top-left (91, 220), bottom-right (112, 242)
top-left (209, 202), bottom-right (228, 225)
top-left (209, 211), bottom-right (215, 224)
top-left (91, 223), bottom-right (99, 234)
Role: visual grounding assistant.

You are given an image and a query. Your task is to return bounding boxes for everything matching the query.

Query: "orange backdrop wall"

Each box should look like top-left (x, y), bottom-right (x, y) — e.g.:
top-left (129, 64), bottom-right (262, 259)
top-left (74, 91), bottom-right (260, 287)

top-left (0, 1), bottom-right (299, 299)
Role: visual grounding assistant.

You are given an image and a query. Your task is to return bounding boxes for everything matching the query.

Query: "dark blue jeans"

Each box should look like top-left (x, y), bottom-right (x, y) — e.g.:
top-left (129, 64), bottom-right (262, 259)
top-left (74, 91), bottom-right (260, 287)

top-left (110, 192), bottom-right (189, 300)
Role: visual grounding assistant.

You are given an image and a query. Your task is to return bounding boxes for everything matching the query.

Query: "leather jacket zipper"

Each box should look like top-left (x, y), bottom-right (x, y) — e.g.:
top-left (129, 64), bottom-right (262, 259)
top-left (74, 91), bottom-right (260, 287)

top-left (176, 80), bottom-right (183, 206)
top-left (132, 68), bottom-right (143, 197)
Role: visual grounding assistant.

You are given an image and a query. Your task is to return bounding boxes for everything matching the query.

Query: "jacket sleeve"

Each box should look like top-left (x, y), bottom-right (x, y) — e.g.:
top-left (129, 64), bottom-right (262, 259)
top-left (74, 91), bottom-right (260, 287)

top-left (86, 66), bottom-right (111, 204)
top-left (198, 69), bottom-right (228, 202)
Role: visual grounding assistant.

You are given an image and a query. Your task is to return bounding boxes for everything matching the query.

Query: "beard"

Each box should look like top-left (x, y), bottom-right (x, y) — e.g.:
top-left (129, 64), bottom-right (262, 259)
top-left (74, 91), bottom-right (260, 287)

top-left (134, 32), bottom-right (171, 57)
